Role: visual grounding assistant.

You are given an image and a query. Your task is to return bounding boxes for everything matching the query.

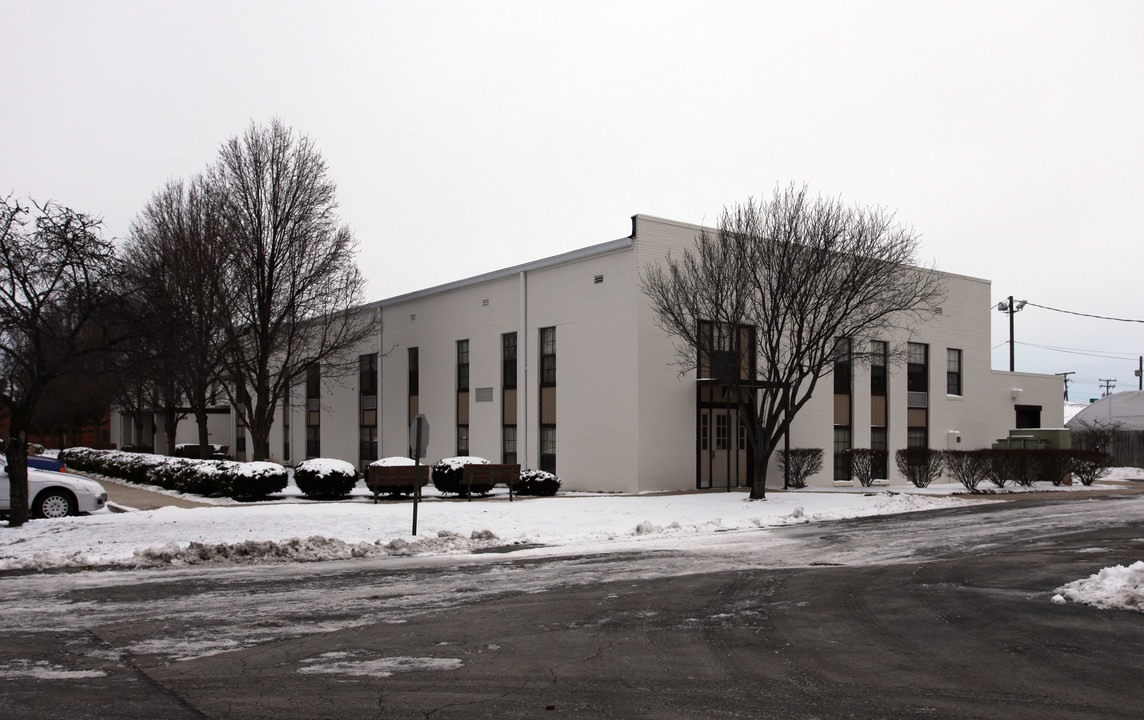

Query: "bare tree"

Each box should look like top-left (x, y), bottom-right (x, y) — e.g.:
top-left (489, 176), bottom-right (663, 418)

top-left (642, 184), bottom-right (944, 499)
top-left (0, 196), bottom-right (124, 526)
top-left (123, 175), bottom-right (232, 458)
top-left (212, 119), bottom-right (375, 461)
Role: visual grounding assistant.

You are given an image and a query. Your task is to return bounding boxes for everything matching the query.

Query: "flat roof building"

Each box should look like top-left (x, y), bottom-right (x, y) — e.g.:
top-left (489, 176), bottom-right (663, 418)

top-left (113, 214), bottom-right (1063, 492)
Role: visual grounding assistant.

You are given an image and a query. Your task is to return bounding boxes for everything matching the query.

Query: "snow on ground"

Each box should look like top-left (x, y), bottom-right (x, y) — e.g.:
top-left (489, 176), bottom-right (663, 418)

top-left (1, 466), bottom-right (1141, 572)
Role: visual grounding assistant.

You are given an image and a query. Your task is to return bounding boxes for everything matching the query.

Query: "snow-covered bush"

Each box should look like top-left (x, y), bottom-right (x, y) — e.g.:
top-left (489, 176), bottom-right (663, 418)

top-left (294, 458), bottom-right (358, 499)
top-left (215, 461), bottom-right (289, 500)
top-left (895, 448), bottom-right (943, 488)
top-left (943, 449), bottom-right (991, 492)
top-left (517, 469), bottom-right (561, 496)
top-left (432, 456), bottom-right (491, 496)
top-left (777, 448), bottom-right (823, 489)
top-left (149, 456), bottom-right (220, 495)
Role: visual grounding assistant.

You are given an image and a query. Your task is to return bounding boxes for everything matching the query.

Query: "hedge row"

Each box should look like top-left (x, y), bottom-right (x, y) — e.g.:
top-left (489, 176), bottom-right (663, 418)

top-left (430, 457), bottom-right (562, 497)
top-left (59, 447), bottom-right (288, 500)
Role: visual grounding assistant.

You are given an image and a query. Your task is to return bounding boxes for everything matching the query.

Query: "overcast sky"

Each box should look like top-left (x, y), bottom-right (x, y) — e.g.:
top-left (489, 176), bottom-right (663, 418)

top-left (3, 0), bottom-right (1143, 402)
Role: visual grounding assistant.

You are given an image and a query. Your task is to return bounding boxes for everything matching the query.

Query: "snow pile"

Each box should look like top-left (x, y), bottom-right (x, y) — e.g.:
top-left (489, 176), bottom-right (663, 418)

top-left (369, 456), bottom-right (416, 467)
top-left (436, 455), bottom-right (489, 470)
top-left (1052, 561), bottom-right (1144, 613)
top-left (298, 652), bottom-right (463, 677)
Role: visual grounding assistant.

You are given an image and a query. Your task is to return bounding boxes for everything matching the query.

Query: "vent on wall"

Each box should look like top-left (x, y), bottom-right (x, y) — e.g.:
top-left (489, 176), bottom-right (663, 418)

top-left (594, 274), bottom-right (604, 284)
top-left (482, 298), bottom-right (489, 307)
top-left (410, 314), bottom-right (416, 322)
top-left (934, 307), bottom-right (943, 315)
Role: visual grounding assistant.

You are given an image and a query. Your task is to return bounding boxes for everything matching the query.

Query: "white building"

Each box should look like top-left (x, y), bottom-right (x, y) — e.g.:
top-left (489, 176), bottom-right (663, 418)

top-left (113, 215), bottom-right (1063, 491)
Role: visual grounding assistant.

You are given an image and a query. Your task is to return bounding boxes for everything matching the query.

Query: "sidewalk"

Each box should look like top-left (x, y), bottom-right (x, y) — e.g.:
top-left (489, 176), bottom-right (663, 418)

top-left (96, 477), bottom-right (214, 511)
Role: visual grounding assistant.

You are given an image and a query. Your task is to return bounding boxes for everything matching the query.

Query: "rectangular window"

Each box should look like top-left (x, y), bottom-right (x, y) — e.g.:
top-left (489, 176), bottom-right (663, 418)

top-left (870, 341), bottom-right (888, 396)
top-left (282, 387), bottom-right (291, 462)
top-left (305, 363), bottom-right (320, 458)
top-left (871, 426), bottom-right (888, 479)
top-left (457, 424), bottom-right (469, 456)
top-left (738, 420), bottom-right (746, 451)
top-left (502, 333), bottom-right (517, 389)
top-left (540, 425), bottom-right (556, 473)
top-left (907, 342), bottom-right (928, 393)
top-left (834, 338), bottom-right (852, 395)
top-left (700, 413), bottom-right (709, 451)
top-left (834, 426), bottom-right (852, 482)
top-left (306, 363), bottom-right (320, 400)
top-left (947, 348), bottom-right (963, 396)
top-left (359, 353), bottom-right (378, 396)
top-left (540, 327), bottom-right (556, 386)
top-left (408, 347), bottom-right (419, 396)
top-left (360, 353), bottom-right (378, 466)
top-left (503, 425), bottom-right (517, 464)
top-left (907, 427), bottom-right (928, 449)
top-left (457, 339), bottom-right (470, 392)
top-left (715, 413), bottom-right (729, 450)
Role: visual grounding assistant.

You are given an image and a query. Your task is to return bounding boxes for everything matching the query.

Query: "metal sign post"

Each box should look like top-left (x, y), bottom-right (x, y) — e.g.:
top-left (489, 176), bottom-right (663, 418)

top-left (410, 414), bottom-right (429, 536)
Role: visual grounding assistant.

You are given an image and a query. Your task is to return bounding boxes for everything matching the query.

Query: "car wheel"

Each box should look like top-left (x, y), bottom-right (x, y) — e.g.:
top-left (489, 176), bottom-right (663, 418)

top-left (34, 490), bottom-right (77, 519)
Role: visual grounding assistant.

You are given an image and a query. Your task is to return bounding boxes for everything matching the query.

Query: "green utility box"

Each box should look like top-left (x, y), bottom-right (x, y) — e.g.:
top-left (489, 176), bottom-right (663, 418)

top-left (992, 428), bottom-right (1072, 451)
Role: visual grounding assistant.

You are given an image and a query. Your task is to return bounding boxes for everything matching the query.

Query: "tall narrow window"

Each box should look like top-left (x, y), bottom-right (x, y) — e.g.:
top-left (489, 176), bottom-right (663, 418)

top-left (502, 332), bottom-right (517, 389)
top-left (539, 327), bottom-right (556, 471)
top-left (502, 332), bottom-right (518, 465)
top-left (457, 339), bottom-right (470, 393)
top-left (306, 363), bottom-right (320, 458)
top-left (907, 342), bottom-right (929, 450)
top-left (870, 341), bottom-right (888, 479)
top-left (502, 425), bottom-right (517, 464)
top-left (833, 338), bottom-right (852, 395)
top-left (408, 346), bottom-right (419, 424)
top-left (360, 353), bottom-right (378, 466)
top-left (715, 413), bottom-right (729, 450)
top-left (540, 425), bottom-right (556, 473)
top-left (947, 348), bottom-right (963, 396)
top-left (457, 425), bottom-right (469, 456)
top-left (907, 342), bottom-right (928, 393)
top-left (834, 426), bottom-right (852, 481)
top-left (870, 341), bottom-right (887, 397)
top-left (540, 327), bottom-right (556, 386)
top-left (282, 386), bottom-right (291, 462)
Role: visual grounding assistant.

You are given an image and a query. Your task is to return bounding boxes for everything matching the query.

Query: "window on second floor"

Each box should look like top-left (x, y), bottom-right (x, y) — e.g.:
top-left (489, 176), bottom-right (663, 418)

top-left (947, 348), bottom-right (963, 396)
top-left (502, 332), bottom-right (517, 389)
top-left (834, 338), bottom-right (852, 395)
top-left (457, 339), bottom-right (470, 392)
top-left (408, 347), bottom-right (419, 396)
top-left (907, 342), bottom-right (928, 393)
top-left (540, 327), bottom-right (556, 386)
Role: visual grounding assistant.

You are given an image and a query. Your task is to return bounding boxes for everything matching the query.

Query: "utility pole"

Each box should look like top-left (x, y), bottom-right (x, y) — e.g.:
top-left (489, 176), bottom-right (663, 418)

top-left (1055, 371), bottom-right (1075, 401)
top-left (997, 296), bottom-right (1026, 372)
top-left (1100, 378), bottom-right (1117, 397)
top-left (1136, 356), bottom-right (1142, 391)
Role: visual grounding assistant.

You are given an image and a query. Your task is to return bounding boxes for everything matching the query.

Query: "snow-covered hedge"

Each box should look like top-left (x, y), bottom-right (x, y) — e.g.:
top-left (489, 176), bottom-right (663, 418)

top-left (517, 469), bottom-right (561, 496)
top-left (294, 458), bottom-right (359, 499)
top-left (432, 456), bottom-right (491, 496)
top-left (58, 448), bottom-right (288, 500)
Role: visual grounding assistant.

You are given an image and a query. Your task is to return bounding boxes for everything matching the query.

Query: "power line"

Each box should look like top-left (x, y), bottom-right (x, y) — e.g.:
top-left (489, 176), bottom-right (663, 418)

top-left (1014, 341), bottom-right (1140, 361)
top-left (1025, 302), bottom-right (1144, 324)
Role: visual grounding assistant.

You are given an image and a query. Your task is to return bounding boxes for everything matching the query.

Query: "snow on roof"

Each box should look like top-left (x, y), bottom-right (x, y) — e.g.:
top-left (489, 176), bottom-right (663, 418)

top-left (1066, 390), bottom-right (1144, 431)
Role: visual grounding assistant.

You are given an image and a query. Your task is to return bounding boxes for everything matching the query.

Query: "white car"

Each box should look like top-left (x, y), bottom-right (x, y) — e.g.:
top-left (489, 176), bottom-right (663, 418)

top-left (0, 466), bottom-right (108, 519)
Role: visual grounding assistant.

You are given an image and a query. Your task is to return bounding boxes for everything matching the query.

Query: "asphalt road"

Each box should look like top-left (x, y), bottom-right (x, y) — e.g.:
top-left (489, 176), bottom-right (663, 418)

top-left (2, 493), bottom-right (1143, 719)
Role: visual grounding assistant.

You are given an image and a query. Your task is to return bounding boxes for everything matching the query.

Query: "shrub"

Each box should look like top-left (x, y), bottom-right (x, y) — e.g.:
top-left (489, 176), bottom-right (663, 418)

top-left (432, 456), bottom-right (492, 496)
top-left (895, 448), bottom-right (943, 488)
top-left (777, 448), bottom-right (823, 489)
top-left (844, 449), bottom-right (887, 487)
top-left (57, 447), bottom-right (286, 499)
top-left (1039, 449), bottom-right (1074, 486)
top-left (215, 461), bottom-right (289, 500)
top-left (517, 469), bottom-right (561, 496)
top-left (294, 458), bottom-right (358, 499)
top-left (1071, 449), bottom-right (1113, 486)
top-left (943, 449), bottom-right (991, 492)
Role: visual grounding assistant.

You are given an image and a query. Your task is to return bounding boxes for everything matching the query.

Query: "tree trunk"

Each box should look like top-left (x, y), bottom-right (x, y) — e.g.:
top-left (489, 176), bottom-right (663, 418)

top-left (5, 430), bottom-right (30, 527)
top-left (163, 406), bottom-right (179, 456)
top-left (194, 407), bottom-right (212, 459)
top-left (750, 445), bottom-right (770, 500)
